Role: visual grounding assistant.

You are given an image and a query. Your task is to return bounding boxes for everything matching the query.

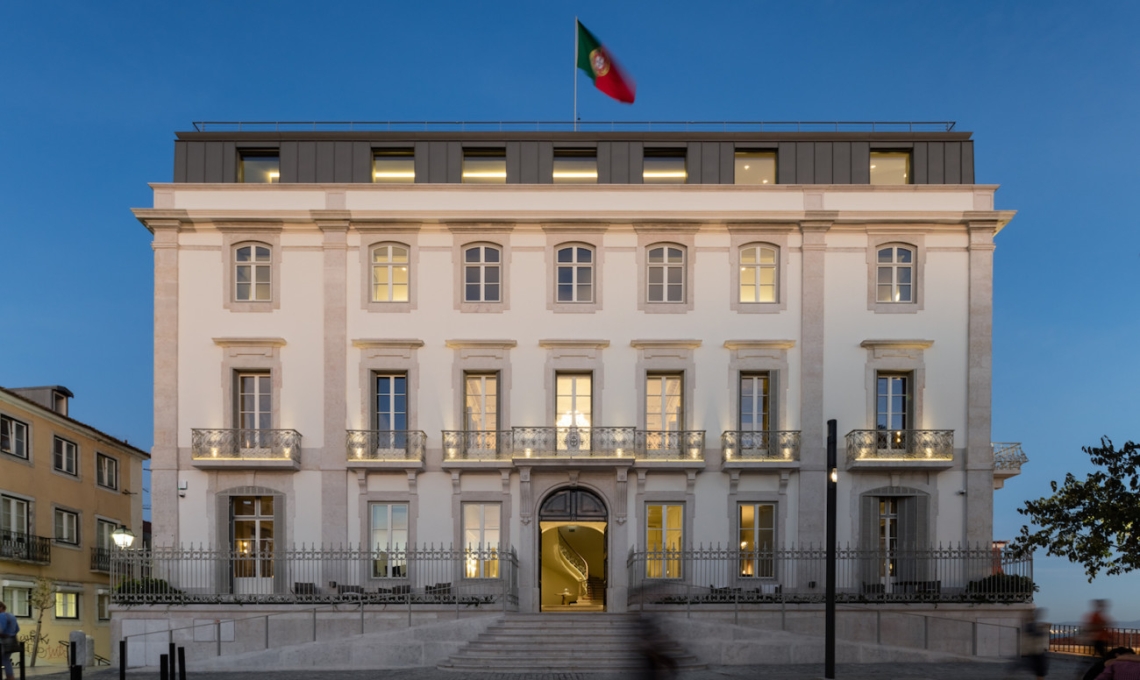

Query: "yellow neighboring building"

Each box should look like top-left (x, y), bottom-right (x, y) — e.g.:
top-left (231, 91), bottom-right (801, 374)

top-left (0, 385), bottom-right (147, 665)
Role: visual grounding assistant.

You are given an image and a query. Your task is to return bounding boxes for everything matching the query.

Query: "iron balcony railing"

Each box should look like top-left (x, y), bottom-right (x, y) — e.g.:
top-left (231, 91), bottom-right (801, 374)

top-left (1049, 624), bottom-right (1140, 655)
top-left (345, 430), bottom-right (426, 462)
top-left (110, 544), bottom-right (519, 607)
top-left (91, 546), bottom-right (112, 573)
top-left (192, 121), bottom-right (957, 133)
top-left (992, 442), bottom-right (1028, 472)
top-left (191, 429), bottom-right (302, 462)
top-left (0, 529), bottom-right (52, 565)
top-left (442, 428), bottom-right (705, 461)
top-left (722, 431), bottom-right (802, 462)
top-left (846, 429), bottom-right (954, 461)
top-left (627, 544), bottom-right (1033, 606)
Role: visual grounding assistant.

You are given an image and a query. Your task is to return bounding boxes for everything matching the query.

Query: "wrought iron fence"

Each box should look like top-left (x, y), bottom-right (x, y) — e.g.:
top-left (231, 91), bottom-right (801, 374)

top-left (512, 426), bottom-right (635, 458)
top-left (722, 431), bottom-right (802, 462)
top-left (442, 428), bottom-right (704, 461)
top-left (993, 442), bottom-right (1028, 471)
top-left (0, 529), bottom-right (51, 564)
top-left (345, 430), bottom-right (426, 462)
top-left (191, 429), bottom-right (302, 462)
top-left (91, 546), bottom-right (112, 572)
top-left (846, 429), bottom-right (954, 461)
top-left (110, 544), bottom-right (519, 608)
top-left (192, 121), bottom-right (957, 133)
top-left (1049, 624), bottom-right (1140, 654)
top-left (627, 545), bottom-right (1033, 606)
top-left (442, 430), bottom-right (514, 460)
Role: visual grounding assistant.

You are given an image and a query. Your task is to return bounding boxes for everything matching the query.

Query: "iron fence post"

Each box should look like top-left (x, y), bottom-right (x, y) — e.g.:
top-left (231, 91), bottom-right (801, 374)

top-left (215, 621), bottom-right (221, 657)
top-left (312, 609), bottom-right (317, 642)
top-left (264, 615), bottom-right (269, 650)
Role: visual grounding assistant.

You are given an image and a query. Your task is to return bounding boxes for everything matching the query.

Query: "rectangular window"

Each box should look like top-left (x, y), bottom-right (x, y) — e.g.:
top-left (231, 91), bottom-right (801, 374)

top-left (646, 375), bottom-right (683, 432)
top-left (373, 150), bottom-right (415, 183)
top-left (643, 151), bottom-right (687, 184)
top-left (375, 374), bottom-right (408, 432)
top-left (646, 246), bottom-right (685, 303)
top-left (556, 246), bottom-right (594, 302)
top-left (462, 503), bottom-right (501, 578)
top-left (734, 151), bottom-right (777, 185)
top-left (739, 373), bottom-right (770, 432)
top-left (369, 502), bottom-right (409, 578)
top-left (97, 592), bottom-right (110, 620)
top-left (55, 592), bottom-right (78, 619)
top-left (739, 503), bottom-right (776, 578)
top-left (236, 372), bottom-right (272, 433)
top-left (96, 519), bottom-right (117, 551)
top-left (552, 151), bottom-right (597, 184)
top-left (1, 587), bottom-right (30, 618)
top-left (1, 495), bottom-right (29, 535)
top-left (869, 151), bottom-right (910, 185)
top-left (238, 152), bottom-right (280, 183)
top-left (876, 373), bottom-right (911, 451)
top-left (555, 374), bottom-right (592, 428)
top-left (464, 374), bottom-right (499, 432)
top-left (231, 496), bottom-right (274, 581)
top-left (54, 509), bottom-right (78, 545)
top-left (879, 497), bottom-right (899, 579)
top-left (645, 503), bottom-right (683, 578)
top-left (96, 454), bottom-right (119, 490)
top-left (53, 436), bottom-right (77, 475)
top-left (0, 415), bottom-right (28, 459)
top-left (462, 150), bottom-right (506, 184)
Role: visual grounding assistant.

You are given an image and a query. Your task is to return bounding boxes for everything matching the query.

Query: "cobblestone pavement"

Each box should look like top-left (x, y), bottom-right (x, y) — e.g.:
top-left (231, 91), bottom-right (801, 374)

top-left (80, 654), bottom-right (1096, 680)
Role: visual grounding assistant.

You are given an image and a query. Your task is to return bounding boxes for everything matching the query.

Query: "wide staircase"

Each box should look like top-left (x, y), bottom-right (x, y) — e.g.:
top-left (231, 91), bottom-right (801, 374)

top-left (439, 612), bottom-right (705, 673)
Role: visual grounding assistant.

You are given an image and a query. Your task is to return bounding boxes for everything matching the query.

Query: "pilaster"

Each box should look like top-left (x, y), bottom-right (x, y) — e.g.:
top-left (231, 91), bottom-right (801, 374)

top-left (318, 216), bottom-right (349, 544)
top-left (150, 219), bottom-right (181, 547)
top-left (797, 216), bottom-right (833, 546)
top-left (965, 221), bottom-right (997, 546)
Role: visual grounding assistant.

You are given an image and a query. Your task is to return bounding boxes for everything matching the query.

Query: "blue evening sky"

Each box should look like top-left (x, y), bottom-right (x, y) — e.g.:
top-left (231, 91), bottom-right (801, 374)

top-left (2, 1), bottom-right (1137, 623)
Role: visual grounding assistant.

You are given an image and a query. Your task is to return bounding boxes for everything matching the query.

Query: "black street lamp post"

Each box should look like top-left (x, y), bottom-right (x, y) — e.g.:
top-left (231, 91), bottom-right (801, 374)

top-left (825, 419), bottom-right (837, 679)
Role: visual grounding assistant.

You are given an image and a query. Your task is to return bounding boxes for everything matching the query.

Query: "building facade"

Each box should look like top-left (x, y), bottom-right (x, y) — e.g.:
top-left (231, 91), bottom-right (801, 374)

top-left (0, 385), bottom-right (148, 662)
top-left (132, 124), bottom-right (1026, 615)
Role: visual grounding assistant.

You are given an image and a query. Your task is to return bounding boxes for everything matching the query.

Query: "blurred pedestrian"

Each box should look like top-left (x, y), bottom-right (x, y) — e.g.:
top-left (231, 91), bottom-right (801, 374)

top-left (1084, 599), bottom-right (1114, 659)
top-left (637, 614), bottom-right (678, 679)
top-left (0, 601), bottom-right (19, 680)
top-left (1084, 647), bottom-right (1136, 680)
top-left (1022, 607), bottom-right (1050, 680)
top-left (1094, 651), bottom-right (1140, 680)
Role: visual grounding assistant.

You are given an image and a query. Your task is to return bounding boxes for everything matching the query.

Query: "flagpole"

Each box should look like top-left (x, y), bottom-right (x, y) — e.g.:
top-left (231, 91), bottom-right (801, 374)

top-left (573, 16), bottom-right (578, 131)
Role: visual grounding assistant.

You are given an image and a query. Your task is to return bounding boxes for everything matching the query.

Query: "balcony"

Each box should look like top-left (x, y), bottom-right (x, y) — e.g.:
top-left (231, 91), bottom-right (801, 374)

top-left (345, 430), bottom-right (426, 470)
top-left (992, 442), bottom-right (1028, 489)
top-left (722, 431), bottom-right (802, 470)
top-left (190, 429), bottom-right (302, 470)
top-left (441, 428), bottom-right (706, 467)
top-left (91, 546), bottom-right (111, 573)
top-left (846, 429), bottom-right (955, 471)
top-left (0, 530), bottom-right (52, 565)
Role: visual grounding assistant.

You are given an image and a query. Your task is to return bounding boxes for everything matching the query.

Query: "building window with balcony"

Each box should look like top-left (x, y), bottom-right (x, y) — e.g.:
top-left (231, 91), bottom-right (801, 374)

top-left (556, 246), bottom-right (594, 303)
top-left (238, 152), bottom-right (279, 183)
top-left (1, 495), bottom-right (29, 538)
top-left (92, 519), bottom-right (116, 572)
top-left (464, 245), bottom-right (501, 302)
top-left (739, 503), bottom-right (776, 578)
top-left (734, 151), bottom-right (777, 185)
top-left (1, 586), bottom-right (30, 617)
top-left (553, 151), bottom-right (597, 183)
top-left (462, 150), bottom-right (506, 183)
top-left (375, 374), bottom-right (408, 432)
top-left (234, 244), bottom-right (272, 302)
top-left (236, 372), bottom-right (271, 432)
top-left (645, 503), bottom-right (683, 578)
top-left (870, 151), bottom-right (910, 185)
top-left (556, 374), bottom-right (592, 429)
top-left (876, 372), bottom-right (911, 451)
top-left (373, 149), bottom-right (415, 183)
top-left (740, 373), bottom-right (771, 433)
top-left (53, 436), bottom-right (77, 476)
top-left (54, 592), bottom-right (79, 620)
top-left (646, 245), bottom-right (685, 303)
top-left (370, 503), bottom-right (409, 578)
top-left (96, 454), bottom-right (119, 490)
top-left (0, 415), bottom-right (28, 459)
top-left (371, 244), bottom-right (410, 302)
top-left (646, 374), bottom-right (683, 434)
top-left (462, 503), bottom-right (500, 578)
top-left (739, 245), bottom-right (778, 303)
top-left (54, 509), bottom-right (79, 545)
top-left (876, 245), bottom-right (915, 303)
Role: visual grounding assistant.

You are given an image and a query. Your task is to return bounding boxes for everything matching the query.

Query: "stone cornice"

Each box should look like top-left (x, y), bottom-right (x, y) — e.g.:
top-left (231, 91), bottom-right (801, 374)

top-left (445, 339), bottom-right (518, 350)
top-left (538, 339), bottom-right (611, 350)
top-left (860, 339), bottom-right (934, 351)
top-left (213, 337), bottom-right (287, 348)
top-left (444, 222), bottom-right (515, 233)
top-left (352, 339), bottom-right (425, 350)
top-left (630, 339), bottom-right (702, 350)
top-left (723, 340), bottom-right (796, 350)
top-left (540, 223), bottom-right (610, 233)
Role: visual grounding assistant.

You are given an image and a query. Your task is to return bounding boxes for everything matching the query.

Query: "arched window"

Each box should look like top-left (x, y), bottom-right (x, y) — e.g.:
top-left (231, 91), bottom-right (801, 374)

top-left (739, 244), bottom-right (778, 303)
top-left (371, 244), bottom-right (410, 302)
top-left (555, 245), bottom-right (593, 303)
top-left (876, 245), bottom-right (915, 303)
top-left (235, 244), bottom-right (271, 301)
top-left (646, 245), bottom-right (685, 303)
top-left (464, 245), bottom-right (501, 302)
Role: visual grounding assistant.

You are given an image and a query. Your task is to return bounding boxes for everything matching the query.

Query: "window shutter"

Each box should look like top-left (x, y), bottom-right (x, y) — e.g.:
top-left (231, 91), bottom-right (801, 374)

top-left (859, 495), bottom-right (879, 589)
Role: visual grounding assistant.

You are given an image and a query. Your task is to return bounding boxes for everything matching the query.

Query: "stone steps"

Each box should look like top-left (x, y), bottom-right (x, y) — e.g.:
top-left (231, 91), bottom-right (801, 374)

top-left (439, 612), bottom-right (704, 672)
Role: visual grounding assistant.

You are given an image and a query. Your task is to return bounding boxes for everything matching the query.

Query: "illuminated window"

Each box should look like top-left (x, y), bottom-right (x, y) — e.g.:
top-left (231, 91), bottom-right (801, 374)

top-left (55, 592), bottom-right (79, 620)
top-left (373, 150), bottom-right (415, 183)
top-left (739, 503), bottom-right (776, 578)
top-left (464, 374), bottom-right (498, 433)
top-left (647, 245), bottom-right (685, 303)
top-left (643, 151), bottom-right (687, 183)
top-left (555, 374), bottom-right (592, 429)
top-left (869, 152), bottom-right (910, 185)
top-left (53, 436), bottom-right (77, 475)
top-left (876, 246), bottom-right (914, 303)
top-left (556, 246), bottom-right (593, 302)
top-left (463, 503), bottom-right (501, 578)
top-left (236, 372), bottom-right (271, 432)
top-left (739, 373), bottom-right (770, 432)
top-left (739, 244), bottom-right (778, 303)
top-left (462, 150), bottom-right (506, 184)
top-left (371, 244), bottom-right (410, 302)
top-left (464, 245), bottom-right (501, 302)
top-left (645, 503), bottom-right (683, 578)
top-left (235, 244), bottom-right (272, 301)
top-left (646, 374), bottom-right (683, 433)
top-left (238, 153), bottom-right (279, 183)
top-left (0, 415), bottom-right (28, 459)
top-left (876, 373), bottom-right (911, 451)
top-left (553, 151), bottom-right (597, 184)
top-left (96, 454), bottom-right (119, 490)
top-left (231, 496), bottom-right (274, 581)
top-left (369, 502), bottom-right (408, 578)
top-left (734, 151), bottom-right (777, 185)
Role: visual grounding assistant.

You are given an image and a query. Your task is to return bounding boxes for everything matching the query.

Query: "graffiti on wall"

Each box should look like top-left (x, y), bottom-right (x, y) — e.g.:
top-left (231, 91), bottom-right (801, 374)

top-left (15, 632), bottom-right (69, 660)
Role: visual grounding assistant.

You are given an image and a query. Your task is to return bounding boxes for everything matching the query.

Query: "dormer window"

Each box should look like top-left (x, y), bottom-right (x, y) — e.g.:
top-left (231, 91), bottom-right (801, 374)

top-left (239, 152), bottom-right (280, 183)
top-left (53, 390), bottom-right (69, 416)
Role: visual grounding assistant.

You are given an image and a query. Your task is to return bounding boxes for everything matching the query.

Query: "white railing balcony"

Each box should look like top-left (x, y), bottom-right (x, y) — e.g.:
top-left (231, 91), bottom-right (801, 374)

top-left (722, 431), bottom-right (802, 464)
top-left (345, 430), bottom-right (426, 467)
top-left (191, 428), bottom-right (302, 470)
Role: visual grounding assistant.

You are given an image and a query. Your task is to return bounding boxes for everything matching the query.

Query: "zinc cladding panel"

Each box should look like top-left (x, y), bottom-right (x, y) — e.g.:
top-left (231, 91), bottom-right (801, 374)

top-left (777, 142), bottom-right (795, 184)
top-left (701, 142), bottom-right (720, 184)
top-left (850, 143), bottom-right (870, 184)
top-left (596, 143), bottom-right (612, 183)
top-left (720, 142), bottom-right (734, 183)
top-left (204, 142), bottom-right (225, 182)
top-left (334, 141), bottom-right (353, 182)
top-left (629, 143), bottom-right (644, 184)
top-left (427, 142), bottom-right (449, 183)
top-left (446, 142), bottom-right (462, 183)
top-left (297, 142), bottom-right (317, 183)
top-left (414, 141), bottom-right (430, 184)
top-left (927, 142), bottom-right (945, 184)
top-left (831, 142), bottom-right (851, 184)
top-left (537, 141), bottom-right (554, 184)
top-left (961, 142), bottom-right (975, 183)
top-left (186, 142), bottom-right (206, 183)
top-left (222, 142), bottom-right (237, 183)
top-left (912, 144), bottom-right (928, 184)
top-left (506, 142), bottom-right (522, 183)
top-left (517, 142), bottom-right (539, 183)
top-left (280, 142), bottom-right (298, 183)
top-left (795, 143), bottom-right (814, 184)
top-left (686, 143), bottom-right (702, 183)
top-left (352, 141), bottom-right (372, 182)
top-left (813, 142), bottom-right (833, 184)
top-left (944, 142), bottom-right (961, 184)
top-left (173, 142), bottom-right (188, 182)
top-left (608, 142), bottom-right (629, 184)
top-left (315, 142), bottom-right (336, 183)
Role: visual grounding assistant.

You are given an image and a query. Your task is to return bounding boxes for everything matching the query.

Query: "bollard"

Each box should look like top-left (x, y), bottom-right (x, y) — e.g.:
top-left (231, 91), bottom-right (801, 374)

top-left (177, 646), bottom-right (187, 680)
top-left (69, 640), bottom-right (76, 668)
top-left (215, 620), bottom-right (221, 657)
top-left (69, 664), bottom-right (82, 680)
top-left (18, 641), bottom-right (25, 680)
top-left (119, 639), bottom-right (127, 680)
top-left (159, 653), bottom-right (169, 680)
top-left (168, 642), bottom-right (176, 678)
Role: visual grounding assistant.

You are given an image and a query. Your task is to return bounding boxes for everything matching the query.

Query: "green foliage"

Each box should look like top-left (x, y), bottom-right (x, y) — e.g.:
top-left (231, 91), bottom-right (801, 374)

top-left (966, 573), bottom-right (1037, 594)
top-left (1010, 437), bottom-right (1140, 580)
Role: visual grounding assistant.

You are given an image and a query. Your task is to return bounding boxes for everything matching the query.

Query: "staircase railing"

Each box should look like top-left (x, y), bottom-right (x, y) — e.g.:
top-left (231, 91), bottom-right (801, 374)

top-left (556, 531), bottom-right (589, 601)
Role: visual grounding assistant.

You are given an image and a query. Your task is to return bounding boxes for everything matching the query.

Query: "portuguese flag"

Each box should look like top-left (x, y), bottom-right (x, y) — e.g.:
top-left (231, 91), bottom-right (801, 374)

top-left (576, 20), bottom-right (636, 104)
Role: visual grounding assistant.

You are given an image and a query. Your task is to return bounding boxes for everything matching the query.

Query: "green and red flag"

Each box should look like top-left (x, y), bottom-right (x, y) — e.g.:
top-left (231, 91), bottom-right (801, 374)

top-left (576, 20), bottom-right (636, 104)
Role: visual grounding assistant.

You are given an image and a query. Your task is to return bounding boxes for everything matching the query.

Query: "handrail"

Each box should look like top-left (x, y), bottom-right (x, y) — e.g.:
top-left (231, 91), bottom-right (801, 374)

top-left (556, 531), bottom-right (589, 601)
top-left (191, 120), bottom-right (958, 133)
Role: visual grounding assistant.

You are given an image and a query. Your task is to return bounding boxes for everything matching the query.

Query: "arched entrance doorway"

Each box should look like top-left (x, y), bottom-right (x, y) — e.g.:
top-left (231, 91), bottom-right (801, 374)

top-left (538, 488), bottom-right (607, 612)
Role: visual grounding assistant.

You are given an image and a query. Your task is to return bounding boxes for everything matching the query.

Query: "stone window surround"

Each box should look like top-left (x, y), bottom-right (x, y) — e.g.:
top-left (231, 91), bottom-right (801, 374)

top-left (723, 341), bottom-right (795, 432)
top-left (212, 483), bottom-right (289, 549)
top-left (450, 224), bottom-right (513, 313)
top-left (539, 340), bottom-right (609, 427)
top-left (221, 227), bottom-right (283, 313)
top-left (452, 475), bottom-right (513, 551)
top-left (352, 339), bottom-right (423, 432)
top-left (635, 481), bottom-right (695, 552)
top-left (636, 226), bottom-right (698, 314)
top-left (866, 233), bottom-right (925, 314)
top-left (51, 435), bottom-right (80, 481)
top-left (544, 227), bottom-right (606, 313)
top-left (359, 227), bottom-right (420, 313)
top-left (51, 504), bottom-right (81, 548)
top-left (447, 340), bottom-right (516, 431)
top-left (357, 489), bottom-right (419, 578)
top-left (95, 452), bottom-right (120, 492)
top-left (0, 412), bottom-right (31, 463)
top-left (728, 227), bottom-right (794, 314)
top-left (214, 338), bottom-right (286, 431)
top-left (860, 339), bottom-right (932, 437)
top-left (631, 340), bottom-right (700, 431)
